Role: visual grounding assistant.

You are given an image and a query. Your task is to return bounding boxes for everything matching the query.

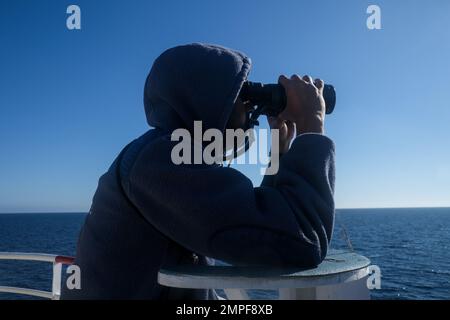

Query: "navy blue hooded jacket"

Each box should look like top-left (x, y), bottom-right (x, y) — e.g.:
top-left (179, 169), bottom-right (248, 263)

top-left (61, 43), bottom-right (336, 300)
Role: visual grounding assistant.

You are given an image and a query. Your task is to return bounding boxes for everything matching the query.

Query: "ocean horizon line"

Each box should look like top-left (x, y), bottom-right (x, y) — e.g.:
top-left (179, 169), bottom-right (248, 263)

top-left (1, 206), bottom-right (450, 214)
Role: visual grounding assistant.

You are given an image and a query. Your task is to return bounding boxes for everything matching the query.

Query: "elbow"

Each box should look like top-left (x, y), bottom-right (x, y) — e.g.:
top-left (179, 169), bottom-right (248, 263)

top-left (284, 241), bottom-right (327, 269)
top-left (209, 228), bottom-right (329, 268)
top-left (252, 236), bottom-right (328, 268)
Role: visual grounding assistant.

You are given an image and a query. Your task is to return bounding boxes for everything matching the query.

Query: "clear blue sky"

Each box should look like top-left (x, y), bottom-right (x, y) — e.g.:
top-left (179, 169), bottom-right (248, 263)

top-left (1, 0), bottom-right (449, 212)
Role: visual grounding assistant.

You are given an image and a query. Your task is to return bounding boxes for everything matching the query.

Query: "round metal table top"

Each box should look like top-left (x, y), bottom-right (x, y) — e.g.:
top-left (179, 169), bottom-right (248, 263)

top-left (158, 250), bottom-right (371, 289)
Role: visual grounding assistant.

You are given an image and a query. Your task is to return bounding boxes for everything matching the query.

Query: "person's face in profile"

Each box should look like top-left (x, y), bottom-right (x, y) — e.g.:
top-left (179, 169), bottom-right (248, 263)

top-left (222, 97), bottom-right (255, 154)
top-left (226, 97), bottom-right (254, 130)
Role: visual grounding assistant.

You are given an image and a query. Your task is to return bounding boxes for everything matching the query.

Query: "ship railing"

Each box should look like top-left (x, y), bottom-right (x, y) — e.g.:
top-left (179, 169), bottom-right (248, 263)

top-left (0, 250), bottom-right (371, 300)
top-left (0, 252), bottom-right (74, 300)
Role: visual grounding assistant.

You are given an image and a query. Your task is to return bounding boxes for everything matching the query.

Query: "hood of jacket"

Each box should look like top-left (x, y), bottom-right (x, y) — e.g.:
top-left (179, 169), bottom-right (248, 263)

top-left (144, 43), bottom-right (252, 133)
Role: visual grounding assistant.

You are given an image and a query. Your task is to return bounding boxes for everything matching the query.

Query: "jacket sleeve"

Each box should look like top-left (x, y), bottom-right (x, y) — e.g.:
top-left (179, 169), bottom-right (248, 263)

top-left (127, 133), bottom-right (335, 268)
top-left (260, 153), bottom-right (285, 188)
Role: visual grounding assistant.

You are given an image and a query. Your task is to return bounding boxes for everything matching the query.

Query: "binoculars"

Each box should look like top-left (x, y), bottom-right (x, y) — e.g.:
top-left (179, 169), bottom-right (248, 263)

top-left (240, 81), bottom-right (336, 117)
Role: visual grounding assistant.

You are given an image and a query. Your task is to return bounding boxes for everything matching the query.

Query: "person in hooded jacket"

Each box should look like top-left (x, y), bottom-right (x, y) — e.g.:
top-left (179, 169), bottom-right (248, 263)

top-left (61, 43), bottom-right (336, 300)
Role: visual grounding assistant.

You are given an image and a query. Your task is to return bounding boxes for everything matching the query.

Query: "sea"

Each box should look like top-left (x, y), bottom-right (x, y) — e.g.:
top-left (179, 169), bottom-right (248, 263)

top-left (1, 207), bottom-right (449, 300)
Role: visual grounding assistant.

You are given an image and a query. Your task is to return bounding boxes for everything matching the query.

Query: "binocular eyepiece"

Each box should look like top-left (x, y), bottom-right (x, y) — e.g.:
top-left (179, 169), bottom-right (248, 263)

top-left (240, 81), bottom-right (336, 117)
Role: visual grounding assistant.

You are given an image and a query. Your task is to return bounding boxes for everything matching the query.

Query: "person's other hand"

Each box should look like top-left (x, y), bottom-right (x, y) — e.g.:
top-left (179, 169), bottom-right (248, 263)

top-left (268, 117), bottom-right (295, 154)
top-left (278, 74), bottom-right (325, 135)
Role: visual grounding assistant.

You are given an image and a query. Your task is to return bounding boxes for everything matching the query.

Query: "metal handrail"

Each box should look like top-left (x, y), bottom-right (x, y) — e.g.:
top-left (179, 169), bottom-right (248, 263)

top-left (0, 252), bottom-right (74, 300)
top-left (1, 251), bottom-right (371, 300)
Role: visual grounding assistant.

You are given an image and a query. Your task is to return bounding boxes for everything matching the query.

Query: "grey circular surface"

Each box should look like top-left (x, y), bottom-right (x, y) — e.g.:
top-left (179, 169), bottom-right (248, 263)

top-left (158, 250), bottom-right (371, 289)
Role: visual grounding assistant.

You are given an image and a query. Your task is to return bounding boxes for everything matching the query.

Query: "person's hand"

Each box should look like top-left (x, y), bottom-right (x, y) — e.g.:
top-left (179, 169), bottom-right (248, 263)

top-left (278, 74), bottom-right (325, 135)
top-left (267, 117), bottom-right (295, 154)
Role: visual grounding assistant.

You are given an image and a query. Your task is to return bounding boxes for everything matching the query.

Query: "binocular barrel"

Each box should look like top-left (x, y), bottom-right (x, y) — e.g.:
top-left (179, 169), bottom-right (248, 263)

top-left (240, 81), bottom-right (336, 116)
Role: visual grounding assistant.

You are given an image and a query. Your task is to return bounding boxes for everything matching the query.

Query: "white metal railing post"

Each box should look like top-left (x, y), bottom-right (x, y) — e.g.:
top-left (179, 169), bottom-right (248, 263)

top-left (52, 261), bottom-right (63, 300)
